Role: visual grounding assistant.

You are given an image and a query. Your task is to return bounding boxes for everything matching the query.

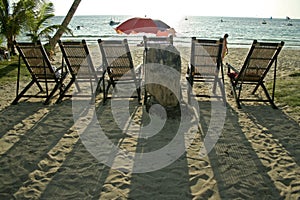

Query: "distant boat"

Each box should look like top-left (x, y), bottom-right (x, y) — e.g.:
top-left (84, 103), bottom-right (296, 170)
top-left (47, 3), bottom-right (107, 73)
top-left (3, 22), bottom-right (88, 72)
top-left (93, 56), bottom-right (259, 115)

top-left (221, 18), bottom-right (224, 22)
top-left (75, 25), bottom-right (82, 30)
top-left (185, 16), bottom-right (188, 20)
top-left (286, 16), bottom-right (293, 26)
top-left (109, 20), bottom-right (120, 26)
top-left (109, 17), bottom-right (120, 26)
top-left (262, 20), bottom-right (267, 24)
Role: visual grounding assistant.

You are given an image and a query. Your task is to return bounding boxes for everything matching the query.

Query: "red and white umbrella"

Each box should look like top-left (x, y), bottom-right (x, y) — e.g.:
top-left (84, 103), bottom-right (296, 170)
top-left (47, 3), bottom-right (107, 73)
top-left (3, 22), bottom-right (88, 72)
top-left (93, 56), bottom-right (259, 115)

top-left (115, 17), bottom-right (173, 35)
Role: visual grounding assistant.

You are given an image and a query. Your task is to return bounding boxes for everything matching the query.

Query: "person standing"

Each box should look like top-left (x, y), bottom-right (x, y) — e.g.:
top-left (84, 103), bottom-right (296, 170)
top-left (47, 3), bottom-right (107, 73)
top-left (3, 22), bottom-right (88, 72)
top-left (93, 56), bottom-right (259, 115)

top-left (222, 33), bottom-right (229, 60)
top-left (0, 47), bottom-right (11, 61)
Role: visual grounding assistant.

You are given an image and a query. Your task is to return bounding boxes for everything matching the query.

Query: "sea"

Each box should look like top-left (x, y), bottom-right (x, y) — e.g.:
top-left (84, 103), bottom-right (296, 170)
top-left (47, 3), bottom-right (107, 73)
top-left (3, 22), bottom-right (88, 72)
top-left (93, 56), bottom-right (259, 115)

top-left (18, 15), bottom-right (300, 49)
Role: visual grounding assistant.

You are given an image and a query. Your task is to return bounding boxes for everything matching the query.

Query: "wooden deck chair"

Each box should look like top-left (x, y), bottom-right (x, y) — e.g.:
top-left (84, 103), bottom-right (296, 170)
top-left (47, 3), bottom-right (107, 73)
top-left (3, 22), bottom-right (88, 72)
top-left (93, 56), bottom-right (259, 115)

top-left (56, 40), bottom-right (104, 103)
top-left (12, 40), bottom-right (68, 105)
top-left (186, 37), bottom-right (226, 104)
top-left (143, 35), bottom-right (173, 49)
top-left (226, 40), bottom-right (284, 108)
top-left (97, 39), bottom-right (142, 103)
top-left (142, 35), bottom-right (180, 106)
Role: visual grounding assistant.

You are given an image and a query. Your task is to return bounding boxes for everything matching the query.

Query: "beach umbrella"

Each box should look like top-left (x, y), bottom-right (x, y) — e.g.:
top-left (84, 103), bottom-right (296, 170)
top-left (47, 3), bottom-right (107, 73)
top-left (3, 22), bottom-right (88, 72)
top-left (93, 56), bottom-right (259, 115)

top-left (115, 17), bottom-right (172, 35)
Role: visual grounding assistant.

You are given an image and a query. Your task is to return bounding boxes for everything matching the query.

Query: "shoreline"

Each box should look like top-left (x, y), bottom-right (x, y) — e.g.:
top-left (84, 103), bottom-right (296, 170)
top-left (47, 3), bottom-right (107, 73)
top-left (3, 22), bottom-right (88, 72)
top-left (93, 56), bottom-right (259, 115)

top-left (53, 36), bottom-right (300, 50)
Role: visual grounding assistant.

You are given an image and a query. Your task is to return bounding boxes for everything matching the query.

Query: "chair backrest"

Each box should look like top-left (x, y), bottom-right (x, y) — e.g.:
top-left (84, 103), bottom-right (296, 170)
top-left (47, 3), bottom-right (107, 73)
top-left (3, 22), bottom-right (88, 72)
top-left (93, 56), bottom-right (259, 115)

top-left (58, 39), bottom-right (95, 77)
top-left (98, 39), bottom-right (134, 79)
top-left (190, 37), bottom-right (223, 76)
top-left (143, 35), bottom-right (173, 49)
top-left (237, 40), bottom-right (284, 82)
top-left (14, 40), bottom-right (57, 80)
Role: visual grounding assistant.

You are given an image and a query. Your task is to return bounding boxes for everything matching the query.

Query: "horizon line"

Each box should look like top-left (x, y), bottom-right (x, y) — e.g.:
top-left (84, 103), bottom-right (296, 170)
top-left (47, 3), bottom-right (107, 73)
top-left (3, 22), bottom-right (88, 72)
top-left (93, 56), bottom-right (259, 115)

top-left (54, 14), bottom-right (300, 20)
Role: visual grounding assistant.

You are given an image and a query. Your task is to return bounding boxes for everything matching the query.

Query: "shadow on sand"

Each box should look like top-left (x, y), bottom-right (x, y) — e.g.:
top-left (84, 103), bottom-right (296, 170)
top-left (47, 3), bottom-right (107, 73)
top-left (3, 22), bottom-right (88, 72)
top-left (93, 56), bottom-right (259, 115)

top-left (199, 101), bottom-right (282, 199)
top-left (1, 96), bottom-right (298, 199)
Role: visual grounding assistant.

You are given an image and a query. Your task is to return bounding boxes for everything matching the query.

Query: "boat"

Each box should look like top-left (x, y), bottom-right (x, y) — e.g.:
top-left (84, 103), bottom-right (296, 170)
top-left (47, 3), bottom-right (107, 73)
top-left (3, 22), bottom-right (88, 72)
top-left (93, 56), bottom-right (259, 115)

top-left (75, 25), bottom-right (82, 30)
top-left (109, 17), bottom-right (120, 26)
top-left (262, 20), bottom-right (267, 24)
top-left (109, 20), bottom-right (120, 26)
top-left (286, 16), bottom-right (293, 26)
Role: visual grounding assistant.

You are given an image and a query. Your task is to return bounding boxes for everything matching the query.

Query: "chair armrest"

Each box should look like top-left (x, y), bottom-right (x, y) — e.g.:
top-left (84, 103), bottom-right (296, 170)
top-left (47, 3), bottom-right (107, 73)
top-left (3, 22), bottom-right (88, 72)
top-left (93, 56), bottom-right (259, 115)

top-left (226, 63), bottom-right (239, 79)
top-left (226, 63), bottom-right (239, 73)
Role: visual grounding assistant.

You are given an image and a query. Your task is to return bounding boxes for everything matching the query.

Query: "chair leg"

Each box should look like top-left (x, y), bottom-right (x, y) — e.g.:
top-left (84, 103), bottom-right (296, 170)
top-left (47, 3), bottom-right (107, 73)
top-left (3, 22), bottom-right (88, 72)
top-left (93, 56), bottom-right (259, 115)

top-left (75, 81), bottom-right (81, 93)
top-left (144, 87), bottom-right (148, 105)
top-left (212, 77), bottom-right (218, 94)
top-left (44, 83), bottom-right (61, 105)
top-left (261, 83), bottom-right (277, 109)
top-left (103, 81), bottom-right (111, 104)
top-left (35, 81), bottom-right (44, 93)
top-left (56, 79), bottom-right (75, 104)
top-left (95, 76), bottom-right (103, 95)
top-left (137, 87), bottom-right (141, 101)
top-left (186, 76), bottom-right (193, 104)
top-left (99, 76), bottom-right (106, 104)
top-left (12, 80), bottom-right (35, 105)
top-left (230, 80), bottom-right (241, 109)
top-left (218, 79), bottom-right (227, 106)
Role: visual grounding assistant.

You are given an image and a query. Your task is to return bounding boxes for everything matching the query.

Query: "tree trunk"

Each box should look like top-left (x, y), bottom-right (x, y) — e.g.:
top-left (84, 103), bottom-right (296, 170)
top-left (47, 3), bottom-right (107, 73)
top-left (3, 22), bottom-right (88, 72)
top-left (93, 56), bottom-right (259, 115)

top-left (48, 0), bottom-right (81, 51)
top-left (7, 36), bottom-right (14, 55)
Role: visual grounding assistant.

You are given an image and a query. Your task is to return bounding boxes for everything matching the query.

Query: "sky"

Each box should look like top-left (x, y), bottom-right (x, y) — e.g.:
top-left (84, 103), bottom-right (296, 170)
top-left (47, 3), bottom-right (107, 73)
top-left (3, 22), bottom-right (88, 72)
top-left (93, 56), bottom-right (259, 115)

top-left (51, 0), bottom-right (300, 21)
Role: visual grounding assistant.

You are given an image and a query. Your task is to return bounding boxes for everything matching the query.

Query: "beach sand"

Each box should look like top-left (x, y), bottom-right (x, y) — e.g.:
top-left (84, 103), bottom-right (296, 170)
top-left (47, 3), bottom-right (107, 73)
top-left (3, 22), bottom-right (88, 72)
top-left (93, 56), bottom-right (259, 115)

top-left (0, 43), bottom-right (299, 199)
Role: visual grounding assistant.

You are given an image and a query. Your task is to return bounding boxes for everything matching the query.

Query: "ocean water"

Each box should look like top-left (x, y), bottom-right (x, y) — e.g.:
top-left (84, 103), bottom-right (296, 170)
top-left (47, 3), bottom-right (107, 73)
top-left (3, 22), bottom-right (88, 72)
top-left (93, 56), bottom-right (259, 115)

top-left (21, 15), bottom-right (300, 49)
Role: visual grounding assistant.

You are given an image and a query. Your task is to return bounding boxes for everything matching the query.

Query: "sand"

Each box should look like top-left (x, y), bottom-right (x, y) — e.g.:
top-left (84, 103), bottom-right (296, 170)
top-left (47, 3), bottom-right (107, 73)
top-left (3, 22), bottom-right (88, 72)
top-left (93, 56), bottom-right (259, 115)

top-left (0, 42), bottom-right (299, 199)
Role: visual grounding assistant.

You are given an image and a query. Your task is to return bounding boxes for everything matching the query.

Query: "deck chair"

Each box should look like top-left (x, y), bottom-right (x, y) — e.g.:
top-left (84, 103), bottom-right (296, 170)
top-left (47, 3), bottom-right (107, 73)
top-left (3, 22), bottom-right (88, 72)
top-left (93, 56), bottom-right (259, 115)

top-left (226, 40), bottom-right (284, 109)
top-left (56, 39), bottom-right (104, 103)
top-left (12, 40), bottom-right (68, 105)
top-left (143, 35), bottom-right (173, 49)
top-left (142, 35), bottom-right (181, 107)
top-left (186, 37), bottom-right (226, 104)
top-left (97, 38), bottom-right (142, 103)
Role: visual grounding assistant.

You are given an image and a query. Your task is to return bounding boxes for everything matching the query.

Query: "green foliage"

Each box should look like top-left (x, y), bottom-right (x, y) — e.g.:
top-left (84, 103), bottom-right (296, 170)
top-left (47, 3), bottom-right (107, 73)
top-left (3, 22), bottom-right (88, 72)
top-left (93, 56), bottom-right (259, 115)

top-left (0, 0), bottom-right (35, 51)
top-left (0, 56), bottom-right (30, 84)
top-left (275, 74), bottom-right (300, 107)
top-left (26, 2), bottom-right (72, 43)
top-left (0, 35), bottom-right (3, 45)
top-left (0, 0), bottom-right (72, 51)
